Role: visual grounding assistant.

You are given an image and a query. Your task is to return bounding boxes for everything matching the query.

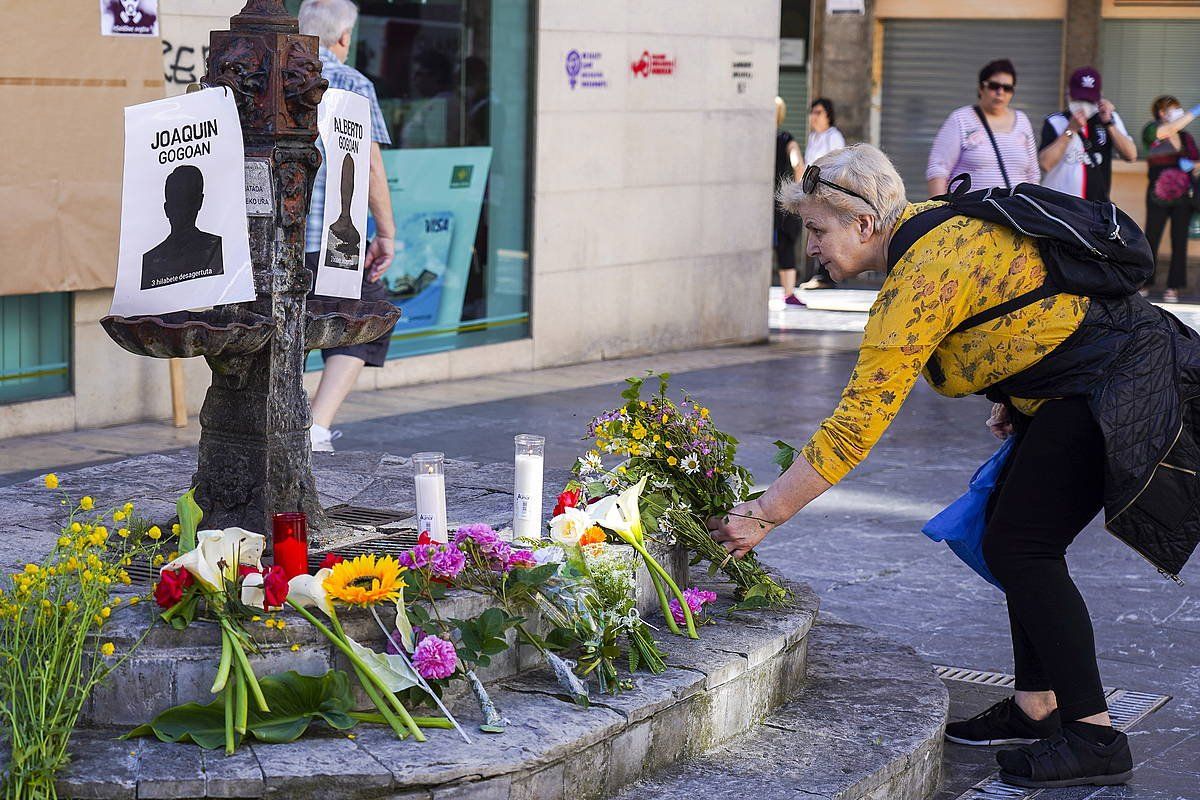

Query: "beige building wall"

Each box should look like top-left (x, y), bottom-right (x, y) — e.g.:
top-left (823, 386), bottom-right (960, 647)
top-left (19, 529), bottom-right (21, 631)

top-left (0, 0), bottom-right (778, 438)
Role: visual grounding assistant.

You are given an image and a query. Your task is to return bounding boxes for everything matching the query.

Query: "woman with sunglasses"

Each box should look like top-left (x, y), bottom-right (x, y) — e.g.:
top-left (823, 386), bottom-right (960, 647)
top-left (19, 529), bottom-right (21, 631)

top-left (707, 143), bottom-right (1194, 788)
top-left (926, 59), bottom-right (1040, 197)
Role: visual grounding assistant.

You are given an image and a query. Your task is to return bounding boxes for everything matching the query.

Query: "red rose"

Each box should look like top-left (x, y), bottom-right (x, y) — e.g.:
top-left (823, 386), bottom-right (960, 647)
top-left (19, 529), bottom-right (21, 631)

top-left (154, 568), bottom-right (193, 609)
top-left (417, 531), bottom-right (433, 546)
top-left (553, 489), bottom-right (581, 517)
top-left (318, 553), bottom-right (344, 569)
top-left (238, 565), bottom-right (260, 578)
top-left (262, 565), bottom-right (289, 607)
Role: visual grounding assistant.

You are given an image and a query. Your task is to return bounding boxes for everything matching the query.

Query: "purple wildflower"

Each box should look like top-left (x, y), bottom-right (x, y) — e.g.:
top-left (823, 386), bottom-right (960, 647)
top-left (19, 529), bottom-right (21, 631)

top-left (398, 543), bottom-right (438, 570)
top-left (669, 588), bottom-right (718, 625)
top-left (454, 523), bottom-right (513, 572)
top-left (412, 635), bottom-right (458, 680)
top-left (430, 544), bottom-right (466, 580)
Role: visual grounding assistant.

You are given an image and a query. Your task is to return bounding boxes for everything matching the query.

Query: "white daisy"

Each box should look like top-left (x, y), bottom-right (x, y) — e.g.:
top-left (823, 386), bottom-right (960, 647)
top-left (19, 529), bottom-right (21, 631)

top-left (582, 452), bottom-right (603, 474)
top-left (680, 453), bottom-right (701, 474)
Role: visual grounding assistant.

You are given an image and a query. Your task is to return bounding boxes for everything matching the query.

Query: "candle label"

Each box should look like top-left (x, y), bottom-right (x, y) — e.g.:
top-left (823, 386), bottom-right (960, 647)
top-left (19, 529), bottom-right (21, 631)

top-left (419, 512), bottom-right (436, 533)
top-left (515, 492), bottom-right (537, 520)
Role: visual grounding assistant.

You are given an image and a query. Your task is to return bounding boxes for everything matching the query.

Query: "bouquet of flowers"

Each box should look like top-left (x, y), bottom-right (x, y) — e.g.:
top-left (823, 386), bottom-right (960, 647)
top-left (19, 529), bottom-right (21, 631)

top-left (574, 372), bottom-right (790, 609)
top-left (0, 476), bottom-right (161, 800)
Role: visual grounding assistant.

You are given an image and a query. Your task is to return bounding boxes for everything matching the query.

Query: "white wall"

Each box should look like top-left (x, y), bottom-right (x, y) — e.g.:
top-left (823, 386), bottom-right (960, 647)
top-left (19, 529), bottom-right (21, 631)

top-left (530, 0), bottom-right (778, 367)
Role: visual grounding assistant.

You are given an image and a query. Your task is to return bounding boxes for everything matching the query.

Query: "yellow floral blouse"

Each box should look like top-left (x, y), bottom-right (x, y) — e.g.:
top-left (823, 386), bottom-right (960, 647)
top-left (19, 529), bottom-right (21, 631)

top-left (802, 201), bottom-right (1090, 485)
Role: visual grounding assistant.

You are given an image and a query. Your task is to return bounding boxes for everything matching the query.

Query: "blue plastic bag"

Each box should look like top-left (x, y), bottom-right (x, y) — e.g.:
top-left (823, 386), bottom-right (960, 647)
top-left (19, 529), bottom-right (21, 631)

top-left (922, 438), bottom-right (1014, 589)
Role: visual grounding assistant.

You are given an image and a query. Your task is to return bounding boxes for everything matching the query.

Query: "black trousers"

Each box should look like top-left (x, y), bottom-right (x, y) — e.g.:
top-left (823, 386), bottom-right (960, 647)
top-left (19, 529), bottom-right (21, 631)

top-left (982, 396), bottom-right (1109, 721)
top-left (1144, 197), bottom-right (1194, 290)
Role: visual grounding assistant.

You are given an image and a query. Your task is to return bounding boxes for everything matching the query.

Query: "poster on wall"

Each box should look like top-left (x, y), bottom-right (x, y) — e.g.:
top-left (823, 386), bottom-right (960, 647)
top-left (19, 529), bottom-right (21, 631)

top-left (109, 88), bottom-right (254, 317)
top-left (314, 89), bottom-right (372, 299)
top-left (100, 0), bottom-right (159, 36)
top-left (379, 147), bottom-right (493, 334)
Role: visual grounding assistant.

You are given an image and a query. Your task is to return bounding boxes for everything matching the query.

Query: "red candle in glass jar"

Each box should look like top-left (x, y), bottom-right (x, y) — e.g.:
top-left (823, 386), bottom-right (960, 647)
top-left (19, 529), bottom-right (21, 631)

top-left (272, 512), bottom-right (308, 580)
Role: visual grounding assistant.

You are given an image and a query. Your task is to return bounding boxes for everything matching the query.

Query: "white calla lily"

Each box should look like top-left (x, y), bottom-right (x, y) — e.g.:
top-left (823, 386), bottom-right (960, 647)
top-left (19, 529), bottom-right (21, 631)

top-left (161, 527), bottom-right (265, 590)
top-left (241, 571), bottom-right (266, 609)
top-left (590, 476), bottom-right (648, 540)
top-left (548, 506), bottom-right (593, 547)
top-left (286, 568), bottom-right (334, 616)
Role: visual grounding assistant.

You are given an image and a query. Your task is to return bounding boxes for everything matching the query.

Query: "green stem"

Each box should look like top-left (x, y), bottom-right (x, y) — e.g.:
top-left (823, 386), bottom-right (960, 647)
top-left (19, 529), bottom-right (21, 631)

top-left (288, 600), bottom-right (425, 742)
top-left (350, 712), bottom-right (453, 729)
top-left (211, 628), bottom-right (233, 694)
top-left (233, 658), bottom-right (248, 735)
top-left (351, 661), bottom-right (407, 739)
top-left (220, 618), bottom-right (269, 713)
top-left (631, 540), bottom-right (698, 639)
top-left (646, 565), bottom-right (681, 636)
top-left (223, 683), bottom-right (235, 756)
top-left (330, 608), bottom-right (426, 743)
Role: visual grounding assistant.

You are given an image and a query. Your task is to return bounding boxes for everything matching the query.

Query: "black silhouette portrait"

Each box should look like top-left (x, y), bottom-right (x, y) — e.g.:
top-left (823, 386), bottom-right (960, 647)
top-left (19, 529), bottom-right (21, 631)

top-left (324, 153), bottom-right (362, 271)
top-left (141, 165), bottom-right (224, 290)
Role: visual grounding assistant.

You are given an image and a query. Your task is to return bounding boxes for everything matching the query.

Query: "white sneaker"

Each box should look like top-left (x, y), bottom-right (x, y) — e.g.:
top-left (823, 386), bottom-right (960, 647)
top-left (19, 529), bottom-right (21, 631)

top-left (311, 424), bottom-right (334, 452)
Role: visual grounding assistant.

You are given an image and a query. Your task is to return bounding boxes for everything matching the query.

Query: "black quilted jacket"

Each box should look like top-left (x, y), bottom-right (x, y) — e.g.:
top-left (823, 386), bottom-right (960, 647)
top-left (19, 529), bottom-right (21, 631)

top-left (988, 293), bottom-right (1200, 582)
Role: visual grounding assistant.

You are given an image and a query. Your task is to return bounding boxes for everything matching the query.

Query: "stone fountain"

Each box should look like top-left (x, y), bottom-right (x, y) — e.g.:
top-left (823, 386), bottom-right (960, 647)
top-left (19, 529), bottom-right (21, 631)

top-left (100, 0), bottom-right (399, 535)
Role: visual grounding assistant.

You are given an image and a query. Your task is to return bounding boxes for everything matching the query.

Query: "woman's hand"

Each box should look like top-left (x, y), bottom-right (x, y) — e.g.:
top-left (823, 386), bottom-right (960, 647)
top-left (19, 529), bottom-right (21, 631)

top-left (706, 499), bottom-right (777, 560)
top-left (987, 402), bottom-right (1013, 440)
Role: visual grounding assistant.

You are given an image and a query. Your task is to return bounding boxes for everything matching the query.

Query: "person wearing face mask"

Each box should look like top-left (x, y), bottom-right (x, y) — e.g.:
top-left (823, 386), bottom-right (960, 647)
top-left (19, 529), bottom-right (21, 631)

top-left (1141, 96), bottom-right (1200, 302)
top-left (1039, 67), bottom-right (1137, 203)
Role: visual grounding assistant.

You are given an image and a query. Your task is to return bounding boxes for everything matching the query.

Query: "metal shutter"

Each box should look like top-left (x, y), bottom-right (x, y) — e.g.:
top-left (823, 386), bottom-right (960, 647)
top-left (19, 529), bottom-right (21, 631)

top-left (1100, 20), bottom-right (1200, 157)
top-left (881, 19), bottom-right (1064, 199)
top-left (778, 68), bottom-right (809, 142)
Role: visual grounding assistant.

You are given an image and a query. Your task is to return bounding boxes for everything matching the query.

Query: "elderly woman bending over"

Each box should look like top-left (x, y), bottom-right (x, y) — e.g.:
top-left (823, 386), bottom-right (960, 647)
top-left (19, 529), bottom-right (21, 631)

top-left (708, 143), bottom-right (1172, 789)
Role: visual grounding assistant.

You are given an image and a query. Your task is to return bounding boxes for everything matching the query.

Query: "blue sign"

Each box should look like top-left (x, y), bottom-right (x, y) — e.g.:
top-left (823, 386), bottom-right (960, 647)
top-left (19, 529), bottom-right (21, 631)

top-left (564, 50), bottom-right (607, 90)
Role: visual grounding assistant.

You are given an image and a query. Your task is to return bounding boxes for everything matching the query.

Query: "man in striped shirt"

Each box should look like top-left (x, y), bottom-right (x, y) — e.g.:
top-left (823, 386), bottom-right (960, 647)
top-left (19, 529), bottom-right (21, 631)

top-left (300, 0), bottom-right (397, 452)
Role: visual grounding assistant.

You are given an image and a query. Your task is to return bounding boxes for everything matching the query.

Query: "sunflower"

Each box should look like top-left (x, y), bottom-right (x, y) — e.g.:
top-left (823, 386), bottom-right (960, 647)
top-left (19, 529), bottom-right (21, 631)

top-left (322, 554), bottom-right (406, 606)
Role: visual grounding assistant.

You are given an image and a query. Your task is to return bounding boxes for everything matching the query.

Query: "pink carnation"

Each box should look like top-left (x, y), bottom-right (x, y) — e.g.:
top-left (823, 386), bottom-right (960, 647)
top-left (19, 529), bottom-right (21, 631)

top-left (412, 635), bottom-right (458, 680)
top-left (1153, 168), bottom-right (1192, 203)
top-left (430, 545), bottom-right (466, 580)
top-left (506, 549), bottom-right (537, 570)
top-left (669, 588), bottom-right (718, 625)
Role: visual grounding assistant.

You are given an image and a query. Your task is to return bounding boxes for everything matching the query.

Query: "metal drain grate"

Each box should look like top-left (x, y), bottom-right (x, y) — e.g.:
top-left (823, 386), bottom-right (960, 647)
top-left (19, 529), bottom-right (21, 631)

top-left (308, 529), bottom-right (422, 570)
top-left (943, 665), bottom-right (1173, 800)
top-left (935, 665), bottom-right (1016, 688)
top-left (324, 505), bottom-right (413, 527)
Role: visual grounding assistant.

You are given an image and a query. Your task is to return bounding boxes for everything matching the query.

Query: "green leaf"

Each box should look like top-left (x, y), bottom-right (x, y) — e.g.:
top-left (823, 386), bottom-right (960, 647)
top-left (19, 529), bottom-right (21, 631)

top-left (124, 670), bottom-right (358, 748)
top-left (772, 440), bottom-right (800, 473)
top-left (176, 488), bottom-right (203, 553)
top-left (510, 563), bottom-right (558, 587)
top-left (620, 376), bottom-right (644, 402)
top-left (345, 636), bottom-right (420, 693)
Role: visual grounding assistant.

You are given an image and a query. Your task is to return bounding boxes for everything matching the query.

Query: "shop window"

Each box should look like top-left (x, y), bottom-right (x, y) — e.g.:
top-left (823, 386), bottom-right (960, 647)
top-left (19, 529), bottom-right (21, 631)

top-left (0, 292), bottom-right (72, 405)
top-left (293, 0), bottom-right (532, 368)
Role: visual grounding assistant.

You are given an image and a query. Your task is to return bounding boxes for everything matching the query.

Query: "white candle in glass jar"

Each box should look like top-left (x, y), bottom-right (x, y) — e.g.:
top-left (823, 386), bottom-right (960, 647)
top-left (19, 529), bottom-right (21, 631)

top-left (413, 453), bottom-right (448, 543)
top-left (513, 434), bottom-right (546, 539)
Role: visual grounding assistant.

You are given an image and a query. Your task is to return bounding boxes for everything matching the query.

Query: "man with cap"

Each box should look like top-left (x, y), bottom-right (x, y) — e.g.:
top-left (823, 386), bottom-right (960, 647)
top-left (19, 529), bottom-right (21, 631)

top-left (1039, 67), bottom-right (1137, 201)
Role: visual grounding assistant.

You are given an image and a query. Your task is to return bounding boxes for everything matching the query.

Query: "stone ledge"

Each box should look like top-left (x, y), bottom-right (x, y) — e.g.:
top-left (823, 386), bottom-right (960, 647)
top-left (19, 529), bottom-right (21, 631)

top-left (56, 576), bottom-right (819, 800)
top-left (610, 616), bottom-right (950, 800)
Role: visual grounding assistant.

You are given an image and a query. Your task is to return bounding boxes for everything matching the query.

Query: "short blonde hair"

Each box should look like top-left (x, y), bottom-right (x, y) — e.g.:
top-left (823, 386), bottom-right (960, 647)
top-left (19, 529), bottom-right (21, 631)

top-left (778, 143), bottom-right (907, 232)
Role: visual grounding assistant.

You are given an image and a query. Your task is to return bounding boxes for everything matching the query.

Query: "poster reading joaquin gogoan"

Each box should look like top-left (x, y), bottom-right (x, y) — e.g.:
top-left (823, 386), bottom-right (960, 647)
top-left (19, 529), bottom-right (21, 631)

top-left (109, 88), bottom-right (254, 317)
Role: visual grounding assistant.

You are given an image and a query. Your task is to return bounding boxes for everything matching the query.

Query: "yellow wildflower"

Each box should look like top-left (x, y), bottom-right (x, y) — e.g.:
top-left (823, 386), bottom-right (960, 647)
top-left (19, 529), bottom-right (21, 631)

top-left (152, 555), bottom-right (164, 567)
top-left (251, 615), bottom-right (262, 622)
top-left (100, 606), bottom-right (111, 619)
top-left (147, 526), bottom-right (162, 541)
top-left (82, 569), bottom-right (94, 583)
top-left (70, 522), bottom-right (82, 533)
top-left (123, 502), bottom-right (133, 514)
top-left (100, 642), bottom-right (115, 657)
top-left (118, 528), bottom-right (130, 539)
top-left (617, 465), bottom-right (627, 474)
top-left (667, 456), bottom-right (678, 466)
top-left (23, 564), bottom-right (39, 575)
top-left (275, 619), bottom-right (286, 629)
top-left (43, 473), bottom-right (59, 489)
top-left (653, 434), bottom-right (661, 442)
top-left (80, 496), bottom-right (94, 511)
top-left (662, 414), bottom-right (669, 424)
top-left (113, 510), bottom-right (126, 522)
top-left (65, 600), bottom-right (78, 613)
top-left (290, 644), bottom-right (301, 652)
top-left (57, 536), bottom-right (71, 548)
top-left (639, 401), bottom-right (647, 409)
top-left (631, 424), bottom-right (647, 440)
top-left (129, 597), bottom-right (140, 606)
top-left (171, 523), bottom-right (181, 535)
top-left (92, 614), bottom-right (103, 626)
top-left (700, 407), bottom-right (711, 419)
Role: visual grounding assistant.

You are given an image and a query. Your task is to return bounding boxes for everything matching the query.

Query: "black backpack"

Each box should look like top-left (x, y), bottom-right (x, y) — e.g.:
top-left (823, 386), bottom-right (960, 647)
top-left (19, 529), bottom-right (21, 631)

top-left (887, 176), bottom-right (1155, 327)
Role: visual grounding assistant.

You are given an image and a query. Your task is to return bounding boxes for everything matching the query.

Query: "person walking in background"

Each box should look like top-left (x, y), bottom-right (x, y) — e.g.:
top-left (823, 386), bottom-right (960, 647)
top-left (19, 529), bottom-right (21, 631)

top-left (1142, 95), bottom-right (1200, 302)
top-left (798, 98), bottom-right (846, 291)
top-left (1039, 67), bottom-right (1136, 202)
top-left (774, 97), bottom-right (805, 306)
top-left (927, 59), bottom-right (1040, 197)
top-left (299, 0), bottom-right (398, 451)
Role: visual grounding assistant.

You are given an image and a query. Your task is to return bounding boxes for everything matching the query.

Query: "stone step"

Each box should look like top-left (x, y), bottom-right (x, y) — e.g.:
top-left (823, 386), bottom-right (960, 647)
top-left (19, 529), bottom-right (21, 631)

top-left (609, 616), bottom-right (950, 800)
top-left (54, 578), bottom-right (819, 800)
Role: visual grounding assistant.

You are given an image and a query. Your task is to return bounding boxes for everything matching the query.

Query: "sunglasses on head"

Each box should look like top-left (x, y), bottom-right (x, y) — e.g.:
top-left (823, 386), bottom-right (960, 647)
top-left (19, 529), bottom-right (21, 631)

top-left (801, 165), bottom-right (879, 215)
top-left (983, 80), bottom-right (1015, 94)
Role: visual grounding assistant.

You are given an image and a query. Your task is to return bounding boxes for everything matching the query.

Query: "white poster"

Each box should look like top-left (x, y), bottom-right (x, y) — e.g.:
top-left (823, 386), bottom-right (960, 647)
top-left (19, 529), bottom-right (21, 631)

top-left (100, 0), bottom-right (160, 37)
top-left (110, 88), bottom-right (255, 317)
top-left (314, 89), bottom-right (372, 299)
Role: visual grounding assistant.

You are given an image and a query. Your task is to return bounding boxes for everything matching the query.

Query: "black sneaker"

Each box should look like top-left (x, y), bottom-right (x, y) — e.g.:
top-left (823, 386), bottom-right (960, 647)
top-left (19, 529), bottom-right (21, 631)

top-left (997, 725), bottom-right (1133, 788)
top-left (945, 697), bottom-right (1060, 746)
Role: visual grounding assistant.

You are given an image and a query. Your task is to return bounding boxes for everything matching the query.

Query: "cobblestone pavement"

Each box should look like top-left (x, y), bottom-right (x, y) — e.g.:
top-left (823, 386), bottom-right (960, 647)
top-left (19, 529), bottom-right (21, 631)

top-left (1, 329), bottom-right (1196, 798)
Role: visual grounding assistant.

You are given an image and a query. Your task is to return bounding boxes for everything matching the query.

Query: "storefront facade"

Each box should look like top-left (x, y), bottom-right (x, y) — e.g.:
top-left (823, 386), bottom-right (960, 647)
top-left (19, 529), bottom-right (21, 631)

top-left (811, 0), bottom-right (1200, 232)
top-left (0, 0), bottom-right (778, 436)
